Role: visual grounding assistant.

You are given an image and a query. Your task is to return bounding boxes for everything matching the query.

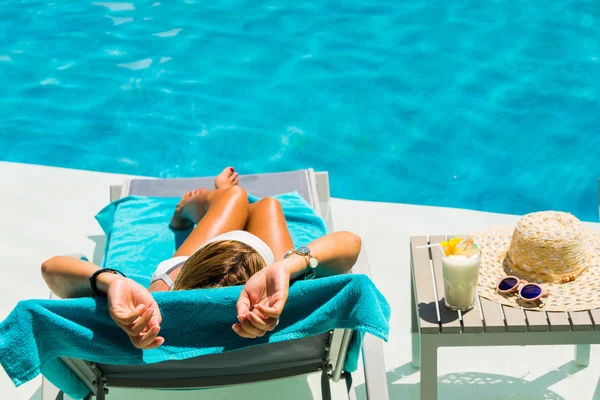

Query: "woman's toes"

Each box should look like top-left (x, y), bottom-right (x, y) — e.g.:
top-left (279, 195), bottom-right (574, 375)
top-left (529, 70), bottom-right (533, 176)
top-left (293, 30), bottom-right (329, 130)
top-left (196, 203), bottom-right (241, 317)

top-left (215, 167), bottom-right (236, 189)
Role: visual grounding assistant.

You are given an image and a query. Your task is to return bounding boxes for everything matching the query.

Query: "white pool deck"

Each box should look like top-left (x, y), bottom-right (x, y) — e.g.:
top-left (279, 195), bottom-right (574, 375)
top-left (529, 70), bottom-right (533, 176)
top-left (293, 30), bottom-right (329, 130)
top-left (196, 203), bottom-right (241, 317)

top-left (2, 161), bottom-right (600, 400)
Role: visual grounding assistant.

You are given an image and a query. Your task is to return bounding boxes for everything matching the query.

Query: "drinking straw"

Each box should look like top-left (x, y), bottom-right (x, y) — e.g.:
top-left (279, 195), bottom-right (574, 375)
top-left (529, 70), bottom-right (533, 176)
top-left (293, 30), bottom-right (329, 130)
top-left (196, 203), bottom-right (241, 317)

top-left (416, 243), bottom-right (446, 258)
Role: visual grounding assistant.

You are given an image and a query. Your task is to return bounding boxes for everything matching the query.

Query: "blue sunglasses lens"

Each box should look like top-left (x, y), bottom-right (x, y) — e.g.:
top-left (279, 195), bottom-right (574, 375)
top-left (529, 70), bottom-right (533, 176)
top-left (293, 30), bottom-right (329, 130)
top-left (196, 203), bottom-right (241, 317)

top-left (498, 277), bottom-right (518, 291)
top-left (520, 284), bottom-right (542, 299)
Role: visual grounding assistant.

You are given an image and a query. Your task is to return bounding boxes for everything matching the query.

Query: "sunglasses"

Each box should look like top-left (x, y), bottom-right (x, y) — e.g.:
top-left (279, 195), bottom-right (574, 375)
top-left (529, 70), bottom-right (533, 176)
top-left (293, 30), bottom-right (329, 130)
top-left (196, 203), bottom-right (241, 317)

top-left (495, 276), bottom-right (550, 307)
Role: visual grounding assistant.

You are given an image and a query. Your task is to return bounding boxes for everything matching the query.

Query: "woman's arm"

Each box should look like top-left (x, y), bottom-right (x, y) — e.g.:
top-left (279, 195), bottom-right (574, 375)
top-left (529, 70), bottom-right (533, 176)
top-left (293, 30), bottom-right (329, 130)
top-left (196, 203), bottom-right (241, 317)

top-left (284, 231), bottom-right (362, 279)
top-left (41, 256), bottom-right (165, 349)
top-left (42, 256), bottom-right (105, 298)
top-left (233, 231), bottom-right (362, 338)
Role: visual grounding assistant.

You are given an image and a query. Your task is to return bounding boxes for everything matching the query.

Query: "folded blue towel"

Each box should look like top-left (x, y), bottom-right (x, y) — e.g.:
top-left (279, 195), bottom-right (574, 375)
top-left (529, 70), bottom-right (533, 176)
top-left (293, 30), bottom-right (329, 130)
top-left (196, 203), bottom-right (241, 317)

top-left (0, 192), bottom-right (390, 399)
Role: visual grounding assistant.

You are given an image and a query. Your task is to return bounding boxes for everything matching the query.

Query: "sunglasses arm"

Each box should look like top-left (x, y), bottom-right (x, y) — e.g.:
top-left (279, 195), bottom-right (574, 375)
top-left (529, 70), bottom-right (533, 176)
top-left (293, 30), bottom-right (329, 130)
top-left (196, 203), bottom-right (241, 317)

top-left (516, 297), bottom-right (547, 308)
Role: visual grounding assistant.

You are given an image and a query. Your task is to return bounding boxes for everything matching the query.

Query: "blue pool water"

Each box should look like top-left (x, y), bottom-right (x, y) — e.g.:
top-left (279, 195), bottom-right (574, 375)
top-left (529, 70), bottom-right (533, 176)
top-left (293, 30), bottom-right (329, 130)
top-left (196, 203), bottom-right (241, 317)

top-left (2, 0), bottom-right (600, 221)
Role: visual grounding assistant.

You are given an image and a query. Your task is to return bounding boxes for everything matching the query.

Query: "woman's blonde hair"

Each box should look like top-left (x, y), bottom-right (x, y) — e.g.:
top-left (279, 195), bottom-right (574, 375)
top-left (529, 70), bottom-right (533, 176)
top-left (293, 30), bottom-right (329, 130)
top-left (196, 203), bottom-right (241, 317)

top-left (172, 240), bottom-right (266, 290)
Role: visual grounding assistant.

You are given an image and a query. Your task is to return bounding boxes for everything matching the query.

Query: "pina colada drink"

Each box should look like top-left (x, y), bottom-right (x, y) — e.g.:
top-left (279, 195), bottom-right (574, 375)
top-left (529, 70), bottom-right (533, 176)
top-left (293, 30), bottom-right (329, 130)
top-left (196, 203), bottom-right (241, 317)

top-left (440, 237), bottom-right (481, 312)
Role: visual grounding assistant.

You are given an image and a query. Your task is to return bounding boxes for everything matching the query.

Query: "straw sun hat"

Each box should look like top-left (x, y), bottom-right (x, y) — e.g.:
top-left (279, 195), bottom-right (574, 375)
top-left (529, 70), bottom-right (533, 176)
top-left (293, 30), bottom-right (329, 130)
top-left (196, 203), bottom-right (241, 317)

top-left (472, 211), bottom-right (600, 311)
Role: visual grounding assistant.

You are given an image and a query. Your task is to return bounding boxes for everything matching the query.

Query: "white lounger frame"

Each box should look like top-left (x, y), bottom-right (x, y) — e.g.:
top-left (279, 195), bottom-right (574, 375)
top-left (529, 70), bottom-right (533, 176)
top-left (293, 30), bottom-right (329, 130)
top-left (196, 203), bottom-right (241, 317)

top-left (42, 170), bottom-right (389, 400)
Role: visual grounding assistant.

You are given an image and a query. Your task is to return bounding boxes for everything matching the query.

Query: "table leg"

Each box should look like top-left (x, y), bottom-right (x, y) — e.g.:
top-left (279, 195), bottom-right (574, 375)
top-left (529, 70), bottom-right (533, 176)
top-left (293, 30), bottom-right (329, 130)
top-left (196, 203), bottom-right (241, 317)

top-left (420, 337), bottom-right (438, 400)
top-left (412, 332), bottom-right (421, 369)
top-left (411, 272), bottom-right (421, 368)
top-left (574, 344), bottom-right (591, 367)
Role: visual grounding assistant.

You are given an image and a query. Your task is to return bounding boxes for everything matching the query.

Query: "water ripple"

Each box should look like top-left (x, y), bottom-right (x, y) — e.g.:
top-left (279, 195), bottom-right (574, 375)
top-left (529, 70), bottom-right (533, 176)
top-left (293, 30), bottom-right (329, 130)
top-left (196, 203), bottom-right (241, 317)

top-left (57, 62), bottom-right (75, 70)
top-left (105, 49), bottom-right (124, 57)
top-left (152, 28), bottom-right (182, 38)
top-left (92, 2), bottom-right (135, 11)
top-left (117, 58), bottom-right (152, 70)
top-left (40, 78), bottom-right (60, 85)
top-left (107, 16), bottom-right (134, 26)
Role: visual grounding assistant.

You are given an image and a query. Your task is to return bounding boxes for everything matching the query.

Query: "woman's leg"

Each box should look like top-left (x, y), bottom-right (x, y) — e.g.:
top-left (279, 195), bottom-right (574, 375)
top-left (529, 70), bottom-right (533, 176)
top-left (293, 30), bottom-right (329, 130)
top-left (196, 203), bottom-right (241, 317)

top-left (245, 198), bottom-right (294, 261)
top-left (173, 168), bottom-right (248, 257)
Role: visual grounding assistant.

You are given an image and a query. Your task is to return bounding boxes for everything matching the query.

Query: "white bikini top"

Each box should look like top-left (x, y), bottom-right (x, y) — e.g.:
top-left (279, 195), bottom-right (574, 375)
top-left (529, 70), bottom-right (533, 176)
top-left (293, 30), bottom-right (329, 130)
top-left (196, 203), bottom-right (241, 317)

top-left (150, 230), bottom-right (275, 290)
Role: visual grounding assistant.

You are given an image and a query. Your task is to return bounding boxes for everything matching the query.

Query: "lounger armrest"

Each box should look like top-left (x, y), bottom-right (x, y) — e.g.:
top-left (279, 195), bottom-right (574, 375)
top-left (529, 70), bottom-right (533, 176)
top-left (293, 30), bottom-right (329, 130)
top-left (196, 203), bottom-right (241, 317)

top-left (361, 334), bottom-right (390, 399)
top-left (350, 245), bottom-right (390, 399)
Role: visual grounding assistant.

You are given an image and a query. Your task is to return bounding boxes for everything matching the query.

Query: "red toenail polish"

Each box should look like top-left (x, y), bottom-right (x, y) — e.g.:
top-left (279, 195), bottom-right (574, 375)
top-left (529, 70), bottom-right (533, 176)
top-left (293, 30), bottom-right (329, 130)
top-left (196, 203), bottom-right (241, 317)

top-left (229, 167), bottom-right (234, 172)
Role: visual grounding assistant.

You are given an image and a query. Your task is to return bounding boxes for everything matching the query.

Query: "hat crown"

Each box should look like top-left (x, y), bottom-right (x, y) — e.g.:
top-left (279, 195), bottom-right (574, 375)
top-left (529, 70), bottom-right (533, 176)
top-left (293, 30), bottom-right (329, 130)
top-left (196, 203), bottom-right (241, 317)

top-left (516, 211), bottom-right (584, 242)
top-left (507, 211), bottom-right (589, 282)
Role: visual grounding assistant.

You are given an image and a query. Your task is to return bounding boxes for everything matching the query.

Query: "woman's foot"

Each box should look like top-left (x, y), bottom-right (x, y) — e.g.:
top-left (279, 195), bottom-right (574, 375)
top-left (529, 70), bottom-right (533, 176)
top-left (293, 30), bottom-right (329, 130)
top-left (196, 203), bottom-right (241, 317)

top-left (170, 188), bottom-right (208, 230)
top-left (214, 167), bottom-right (239, 189)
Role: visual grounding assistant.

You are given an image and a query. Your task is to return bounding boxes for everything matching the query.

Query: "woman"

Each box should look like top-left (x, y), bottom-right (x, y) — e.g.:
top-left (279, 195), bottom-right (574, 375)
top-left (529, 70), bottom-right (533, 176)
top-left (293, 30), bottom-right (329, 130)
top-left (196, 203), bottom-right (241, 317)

top-left (41, 167), bottom-right (362, 350)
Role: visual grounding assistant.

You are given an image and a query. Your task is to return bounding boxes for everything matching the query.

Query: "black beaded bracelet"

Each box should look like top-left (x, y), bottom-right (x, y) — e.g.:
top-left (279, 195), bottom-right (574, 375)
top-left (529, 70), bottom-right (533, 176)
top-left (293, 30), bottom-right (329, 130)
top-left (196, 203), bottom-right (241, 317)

top-left (89, 268), bottom-right (126, 296)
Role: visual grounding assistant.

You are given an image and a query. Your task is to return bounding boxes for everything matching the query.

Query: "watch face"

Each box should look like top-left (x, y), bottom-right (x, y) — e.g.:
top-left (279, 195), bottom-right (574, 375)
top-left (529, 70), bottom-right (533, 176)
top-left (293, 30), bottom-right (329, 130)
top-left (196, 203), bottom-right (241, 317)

top-left (296, 246), bottom-right (310, 255)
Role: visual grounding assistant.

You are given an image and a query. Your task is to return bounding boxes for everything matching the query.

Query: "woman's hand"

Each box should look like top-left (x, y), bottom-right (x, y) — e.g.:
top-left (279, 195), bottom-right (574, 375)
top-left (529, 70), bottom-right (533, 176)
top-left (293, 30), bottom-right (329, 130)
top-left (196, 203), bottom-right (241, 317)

top-left (233, 261), bottom-right (292, 338)
top-left (105, 276), bottom-right (165, 349)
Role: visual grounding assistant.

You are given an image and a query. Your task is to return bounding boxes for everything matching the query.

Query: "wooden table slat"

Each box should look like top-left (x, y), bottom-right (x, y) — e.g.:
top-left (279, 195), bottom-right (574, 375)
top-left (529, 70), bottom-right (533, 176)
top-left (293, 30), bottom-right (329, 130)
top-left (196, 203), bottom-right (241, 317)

top-left (478, 296), bottom-right (506, 332)
top-left (569, 311), bottom-right (594, 331)
top-left (448, 234), bottom-right (484, 333)
top-left (547, 311), bottom-right (571, 332)
top-left (461, 307), bottom-right (485, 333)
top-left (524, 310), bottom-right (549, 332)
top-left (502, 305), bottom-right (527, 332)
top-left (589, 309), bottom-right (600, 330)
top-left (429, 235), bottom-right (461, 333)
top-left (410, 236), bottom-right (440, 334)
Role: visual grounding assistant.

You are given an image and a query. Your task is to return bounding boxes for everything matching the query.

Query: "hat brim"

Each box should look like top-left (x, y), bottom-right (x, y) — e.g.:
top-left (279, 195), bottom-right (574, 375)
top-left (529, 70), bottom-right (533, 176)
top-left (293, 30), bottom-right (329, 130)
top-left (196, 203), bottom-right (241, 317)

top-left (472, 225), bottom-right (600, 312)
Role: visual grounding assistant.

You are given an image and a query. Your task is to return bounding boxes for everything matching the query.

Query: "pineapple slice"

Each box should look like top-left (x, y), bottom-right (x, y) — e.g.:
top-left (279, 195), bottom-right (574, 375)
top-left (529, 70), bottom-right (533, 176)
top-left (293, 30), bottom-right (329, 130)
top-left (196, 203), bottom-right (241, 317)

top-left (440, 237), bottom-right (463, 256)
top-left (441, 236), bottom-right (479, 256)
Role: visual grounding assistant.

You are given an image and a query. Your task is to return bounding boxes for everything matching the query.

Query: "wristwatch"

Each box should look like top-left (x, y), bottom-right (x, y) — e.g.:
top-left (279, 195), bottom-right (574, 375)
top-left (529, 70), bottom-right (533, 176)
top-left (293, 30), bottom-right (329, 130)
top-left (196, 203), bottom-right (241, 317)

top-left (89, 268), bottom-right (126, 296)
top-left (284, 246), bottom-right (318, 279)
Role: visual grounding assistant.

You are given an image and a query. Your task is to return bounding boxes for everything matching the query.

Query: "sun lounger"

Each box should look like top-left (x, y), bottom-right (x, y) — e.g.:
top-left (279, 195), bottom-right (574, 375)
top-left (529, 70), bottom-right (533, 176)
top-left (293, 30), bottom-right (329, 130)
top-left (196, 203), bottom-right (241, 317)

top-left (42, 169), bottom-right (389, 400)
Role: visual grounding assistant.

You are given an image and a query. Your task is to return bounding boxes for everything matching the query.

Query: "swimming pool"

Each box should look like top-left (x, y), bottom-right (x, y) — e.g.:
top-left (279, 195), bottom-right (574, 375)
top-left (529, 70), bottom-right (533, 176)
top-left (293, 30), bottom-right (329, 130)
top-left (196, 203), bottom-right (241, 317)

top-left (2, 0), bottom-right (600, 221)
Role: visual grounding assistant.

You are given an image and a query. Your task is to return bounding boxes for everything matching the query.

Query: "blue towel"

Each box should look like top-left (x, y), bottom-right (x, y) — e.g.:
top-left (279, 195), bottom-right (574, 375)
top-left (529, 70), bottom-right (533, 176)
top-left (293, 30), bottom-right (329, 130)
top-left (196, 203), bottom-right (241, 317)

top-left (0, 193), bottom-right (390, 399)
